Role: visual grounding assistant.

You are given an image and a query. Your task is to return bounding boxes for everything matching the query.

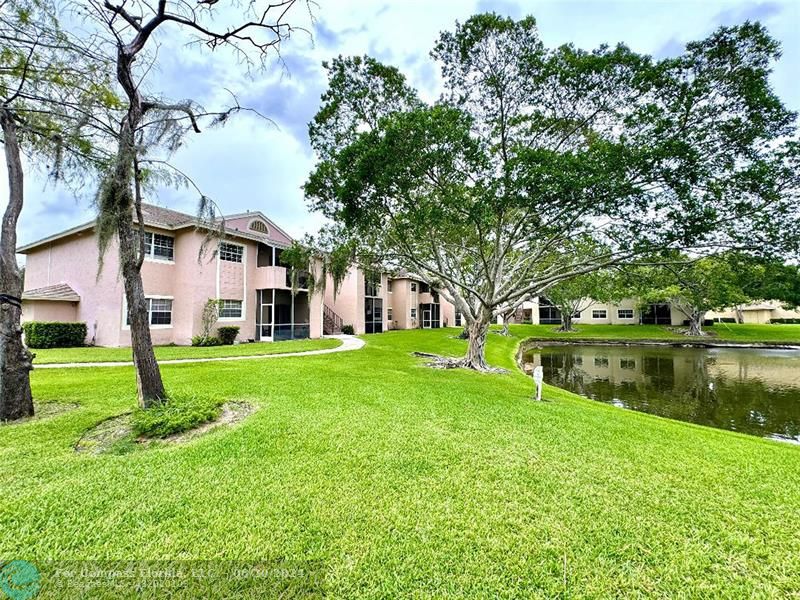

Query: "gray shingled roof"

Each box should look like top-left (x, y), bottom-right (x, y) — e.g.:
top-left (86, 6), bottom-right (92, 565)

top-left (138, 203), bottom-right (195, 227)
top-left (22, 283), bottom-right (80, 302)
top-left (17, 203), bottom-right (293, 253)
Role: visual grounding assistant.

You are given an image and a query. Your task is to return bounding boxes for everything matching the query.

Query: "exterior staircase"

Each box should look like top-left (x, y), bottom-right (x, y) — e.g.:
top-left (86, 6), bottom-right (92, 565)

top-left (323, 304), bottom-right (344, 335)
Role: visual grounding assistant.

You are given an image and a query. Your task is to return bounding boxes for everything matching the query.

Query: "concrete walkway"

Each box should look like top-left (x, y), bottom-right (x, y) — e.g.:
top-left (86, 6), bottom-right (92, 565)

top-left (35, 335), bottom-right (366, 369)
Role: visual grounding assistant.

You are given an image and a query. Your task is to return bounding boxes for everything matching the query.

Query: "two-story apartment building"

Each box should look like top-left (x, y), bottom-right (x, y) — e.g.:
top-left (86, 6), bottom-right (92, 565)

top-left (387, 274), bottom-right (457, 330)
top-left (322, 267), bottom-right (391, 335)
top-left (508, 297), bottom-right (800, 326)
top-left (19, 204), bottom-right (323, 346)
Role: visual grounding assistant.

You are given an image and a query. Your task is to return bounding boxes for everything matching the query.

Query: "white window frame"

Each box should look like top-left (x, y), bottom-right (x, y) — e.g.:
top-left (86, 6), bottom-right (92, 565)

top-left (617, 308), bottom-right (634, 320)
top-left (410, 282), bottom-right (417, 292)
top-left (410, 308), bottom-right (417, 319)
top-left (143, 230), bottom-right (175, 263)
top-left (122, 294), bottom-right (174, 329)
top-left (592, 309), bottom-right (607, 320)
top-left (219, 241), bottom-right (244, 263)
top-left (219, 299), bottom-right (244, 321)
top-left (387, 307), bottom-right (393, 321)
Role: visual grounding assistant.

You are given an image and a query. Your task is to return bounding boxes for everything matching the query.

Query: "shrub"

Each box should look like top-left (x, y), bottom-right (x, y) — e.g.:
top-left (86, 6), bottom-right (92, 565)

top-left (713, 317), bottom-right (737, 323)
top-left (771, 318), bottom-right (800, 324)
top-left (341, 324), bottom-right (355, 335)
top-left (131, 392), bottom-right (224, 438)
top-left (22, 321), bottom-right (86, 348)
top-left (217, 326), bottom-right (240, 345)
top-left (191, 335), bottom-right (222, 347)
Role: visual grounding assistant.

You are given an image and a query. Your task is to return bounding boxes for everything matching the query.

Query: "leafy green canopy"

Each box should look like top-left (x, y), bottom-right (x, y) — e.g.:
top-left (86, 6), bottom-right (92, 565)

top-left (0, 0), bottom-right (118, 180)
top-left (625, 254), bottom-right (750, 321)
top-left (305, 14), bottom-right (799, 324)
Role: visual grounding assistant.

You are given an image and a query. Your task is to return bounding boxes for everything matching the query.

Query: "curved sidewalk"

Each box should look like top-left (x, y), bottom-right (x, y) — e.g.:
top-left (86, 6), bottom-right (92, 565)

top-left (35, 335), bottom-right (365, 369)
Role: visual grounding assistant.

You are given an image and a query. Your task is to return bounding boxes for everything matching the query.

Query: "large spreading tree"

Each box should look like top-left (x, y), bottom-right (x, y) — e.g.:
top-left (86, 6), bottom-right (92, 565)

top-left (625, 254), bottom-right (750, 336)
top-left (305, 14), bottom-right (799, 369)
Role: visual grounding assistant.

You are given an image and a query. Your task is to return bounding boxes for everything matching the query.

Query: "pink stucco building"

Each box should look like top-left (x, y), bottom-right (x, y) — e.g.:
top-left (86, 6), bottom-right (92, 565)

top-left (19, 204), bottom-right (323, 346)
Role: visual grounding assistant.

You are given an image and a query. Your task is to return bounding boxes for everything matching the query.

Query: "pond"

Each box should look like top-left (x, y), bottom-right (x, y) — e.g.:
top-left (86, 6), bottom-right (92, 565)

top-left (521, 343), bottom-right (800, 443)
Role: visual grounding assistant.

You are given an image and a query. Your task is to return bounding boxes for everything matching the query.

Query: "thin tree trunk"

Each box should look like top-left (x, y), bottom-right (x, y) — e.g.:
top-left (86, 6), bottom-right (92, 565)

top-left (107, 49), bottom-right (165, 407)
top-left (119, 215), bottom-right (165, 406)
top-left (462, 316), bottom-right (490, 370)
top-left (0, 108), bottom-right (34, 421)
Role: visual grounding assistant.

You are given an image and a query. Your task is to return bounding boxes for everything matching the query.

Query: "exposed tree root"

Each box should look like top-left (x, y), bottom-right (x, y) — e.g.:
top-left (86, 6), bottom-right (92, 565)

top-left (412, 352), bottom-right (508, 373)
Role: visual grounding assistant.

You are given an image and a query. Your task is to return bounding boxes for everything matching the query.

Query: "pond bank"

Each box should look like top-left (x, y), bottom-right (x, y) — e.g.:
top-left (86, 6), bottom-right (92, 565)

top-left (519, 337), bottom-right (800, 350)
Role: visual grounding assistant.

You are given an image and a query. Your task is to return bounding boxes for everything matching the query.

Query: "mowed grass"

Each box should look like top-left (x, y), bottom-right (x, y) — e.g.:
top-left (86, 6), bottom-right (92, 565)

top-left (1, 328), bottom-right (799, 597)
top-left (31, 337), bottom-right (342, 364)
top-left (505, 322), bottom-right (800, 344)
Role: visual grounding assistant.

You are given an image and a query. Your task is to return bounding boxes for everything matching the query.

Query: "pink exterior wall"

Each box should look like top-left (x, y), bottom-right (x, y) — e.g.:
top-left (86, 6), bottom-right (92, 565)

top-left (22, 300), bottom-right (78, 323)
top-left (23, 230), bottom-right (125, 346)
top-left (324, 267), bottom-right (390, 334)
top-left (325, 267), bottom-right (360, 330)
top-left (22, 225), bottom-right (323, 346)
top-left (386, 277), bottom-right (456, 330)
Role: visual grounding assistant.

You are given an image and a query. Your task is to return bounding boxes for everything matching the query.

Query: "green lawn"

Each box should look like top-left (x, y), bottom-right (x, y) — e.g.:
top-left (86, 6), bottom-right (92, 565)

top-left (505, 322), bottom-right (800, 344)
top-left (2, 328), bottom-right (799, 596)
top-left (31, 337), bottom-right (342, 364)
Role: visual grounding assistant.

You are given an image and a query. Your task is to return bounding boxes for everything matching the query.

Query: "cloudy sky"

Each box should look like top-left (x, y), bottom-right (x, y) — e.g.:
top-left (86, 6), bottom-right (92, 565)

top-left (6, 0), bottom-right (799, 253)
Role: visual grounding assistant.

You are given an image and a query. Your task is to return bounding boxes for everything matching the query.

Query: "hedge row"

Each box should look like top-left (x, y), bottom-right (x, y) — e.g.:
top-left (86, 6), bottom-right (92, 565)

top-left (771, 318), bottom-right (800, 324)
top-left (22, 321), bottom-right (87, 349)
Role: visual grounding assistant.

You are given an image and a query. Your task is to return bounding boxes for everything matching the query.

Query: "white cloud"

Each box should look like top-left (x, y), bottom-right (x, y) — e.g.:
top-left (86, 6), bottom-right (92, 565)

top-left (4, 0), bottom-right (798, 255)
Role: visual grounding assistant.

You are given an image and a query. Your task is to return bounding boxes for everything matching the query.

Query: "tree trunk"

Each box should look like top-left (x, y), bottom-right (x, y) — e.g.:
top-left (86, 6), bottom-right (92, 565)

top-left (734, 305), bottom-right (744, 324)
top-left (687, 311), bottom-right (706, 336)
top-left (462, 316), bottom-right (490, 370)
top-left (119, 217), bottom-right (166, 407)
top-left (557, 313), bottom-right (574, 332)
top-left (106, 50), bottom-right (165, 408)
top-left (0, 109), bottom-right (34, 421)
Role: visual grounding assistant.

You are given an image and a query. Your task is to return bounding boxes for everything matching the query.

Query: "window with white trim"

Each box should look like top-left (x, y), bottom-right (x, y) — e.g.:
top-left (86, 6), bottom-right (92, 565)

top-left (143, 231), bottom-right (174, 261)
top-left (592, 309), bottom-right (607, 319)
top-left (387, 308), bottom-right (393, 321)
top-left (220, 299), bottom-right (243, 319)
top-left (410, 308), bottom-right (417, 319)
top-left (617, 309), bottom-right (634, 319)
top-left (411, 282), bottom-right (417, 292)
top-left (219, 242), bottom-right (243, 263)
top-left (127, 298), bottom-right (173, 326)
top-left (454, 310), bottom-right (463, 327)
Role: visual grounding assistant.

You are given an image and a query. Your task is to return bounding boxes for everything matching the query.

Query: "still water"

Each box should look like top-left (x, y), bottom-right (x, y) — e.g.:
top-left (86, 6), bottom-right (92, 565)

top-left (521, 344), bottom-right (800, 443)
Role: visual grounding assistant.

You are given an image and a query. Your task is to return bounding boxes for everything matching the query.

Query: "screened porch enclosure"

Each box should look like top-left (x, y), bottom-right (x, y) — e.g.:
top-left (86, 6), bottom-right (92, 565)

top-left (419, 303), bottom-right (441, 328)
top-left (255, 289), bottom-right (310, 341)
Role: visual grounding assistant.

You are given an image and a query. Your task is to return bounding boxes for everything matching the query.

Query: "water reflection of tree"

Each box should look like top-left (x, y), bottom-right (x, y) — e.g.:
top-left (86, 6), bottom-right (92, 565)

top-left (528, 346), bottom-right (800, 441)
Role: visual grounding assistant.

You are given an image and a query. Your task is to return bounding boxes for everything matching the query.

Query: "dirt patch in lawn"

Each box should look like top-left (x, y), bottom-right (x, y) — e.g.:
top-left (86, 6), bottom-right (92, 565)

top-left (1, 402), bottom-right (79, 426)
top-left (74, 401), bottom-right (255, 455)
